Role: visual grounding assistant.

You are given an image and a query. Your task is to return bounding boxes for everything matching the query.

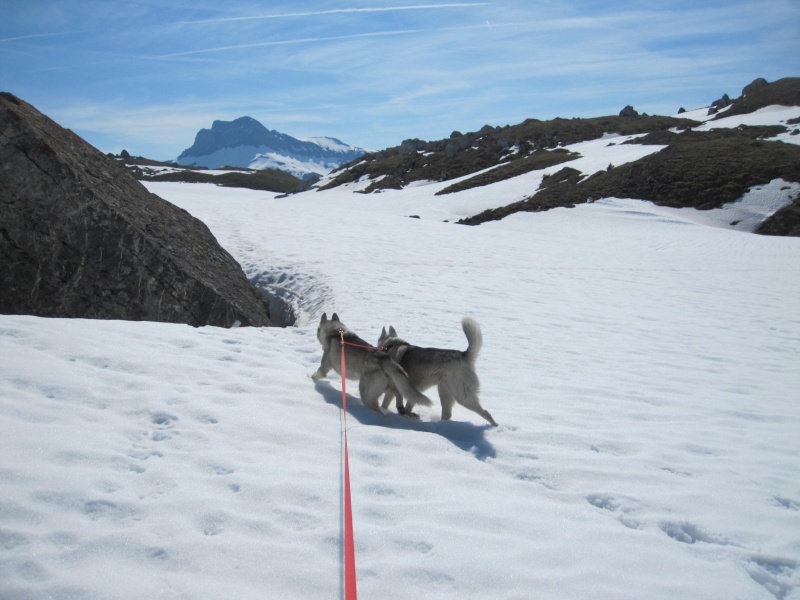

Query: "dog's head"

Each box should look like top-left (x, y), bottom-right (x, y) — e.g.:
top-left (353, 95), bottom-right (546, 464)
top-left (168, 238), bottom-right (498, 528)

top-left (317, 312), bottom-right (344, 344)
top-left (377, 326), bottom-right (410, 362)
top-left (377, 325), bottom-right (398, 347)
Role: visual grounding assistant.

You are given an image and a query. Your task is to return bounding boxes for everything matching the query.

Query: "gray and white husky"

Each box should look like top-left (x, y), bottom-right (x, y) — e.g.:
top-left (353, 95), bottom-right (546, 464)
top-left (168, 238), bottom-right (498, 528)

top-left (377, 317), bottom-right (498, 426)
top-left (312, 313), bottom-right (432, 415)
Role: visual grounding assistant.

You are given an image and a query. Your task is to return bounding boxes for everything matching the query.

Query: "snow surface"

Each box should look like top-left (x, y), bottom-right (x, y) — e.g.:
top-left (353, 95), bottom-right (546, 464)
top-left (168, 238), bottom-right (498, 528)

top-left (2, 107), bottom-right (800, 600)
top-left (299, 136), bottom-right (369, 154)
top-left (684, 105), bottom-right (800, 146)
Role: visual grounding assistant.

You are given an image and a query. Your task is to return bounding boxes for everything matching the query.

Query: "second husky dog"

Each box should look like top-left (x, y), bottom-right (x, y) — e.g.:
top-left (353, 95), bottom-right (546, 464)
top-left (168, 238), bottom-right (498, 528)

top-left (312, 313), bottom-right (432, 415)
top-left (377, 317), bottom-right (498, 426)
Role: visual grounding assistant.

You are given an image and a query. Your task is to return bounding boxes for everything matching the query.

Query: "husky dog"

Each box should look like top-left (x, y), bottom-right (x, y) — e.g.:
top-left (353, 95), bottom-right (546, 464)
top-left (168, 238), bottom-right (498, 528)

top-left (377, 317), bottom-right (498, 426)
top-left (312, 313), bottom-right (432, 415)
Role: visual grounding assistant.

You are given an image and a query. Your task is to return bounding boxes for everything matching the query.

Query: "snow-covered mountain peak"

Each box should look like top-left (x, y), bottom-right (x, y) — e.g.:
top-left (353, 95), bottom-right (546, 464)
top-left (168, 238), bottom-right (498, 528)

top-left (175, 117), bottom-right (366, 179)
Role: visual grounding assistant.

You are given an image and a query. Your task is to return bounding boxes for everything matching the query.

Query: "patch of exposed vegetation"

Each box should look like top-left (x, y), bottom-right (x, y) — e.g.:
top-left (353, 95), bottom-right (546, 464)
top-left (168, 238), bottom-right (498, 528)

top-left (114, 154), bottom-right (304, 193)
top-left (141, 168), bottom-right (303, 193)
top-left (320, 115), bottom-right (698, 193)
top-left (435, 148), bottom-right (579, 195)
top-left (458, 127), bottom-right (800, 228)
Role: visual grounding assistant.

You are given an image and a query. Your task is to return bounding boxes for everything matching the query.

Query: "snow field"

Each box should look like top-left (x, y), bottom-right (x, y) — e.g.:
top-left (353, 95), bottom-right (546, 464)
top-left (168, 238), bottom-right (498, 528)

top-left (1, 105), bottom-right (799, 599)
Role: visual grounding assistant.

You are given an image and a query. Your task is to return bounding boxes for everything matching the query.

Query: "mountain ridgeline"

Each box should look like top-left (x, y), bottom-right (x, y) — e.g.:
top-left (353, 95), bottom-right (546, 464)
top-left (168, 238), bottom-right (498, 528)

top-left (320, 77), bottom-right (800, 236)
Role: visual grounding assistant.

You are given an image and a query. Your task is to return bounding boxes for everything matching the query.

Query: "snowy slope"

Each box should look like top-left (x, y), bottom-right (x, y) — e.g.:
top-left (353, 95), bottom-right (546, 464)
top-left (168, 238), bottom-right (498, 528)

top-left (1, 107), bottom-right (800, 600)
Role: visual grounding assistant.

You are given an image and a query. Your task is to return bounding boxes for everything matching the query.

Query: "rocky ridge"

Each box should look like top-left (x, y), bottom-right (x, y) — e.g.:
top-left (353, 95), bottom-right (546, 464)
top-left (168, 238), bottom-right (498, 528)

top-left (319, 77), bottom-right (800, 235)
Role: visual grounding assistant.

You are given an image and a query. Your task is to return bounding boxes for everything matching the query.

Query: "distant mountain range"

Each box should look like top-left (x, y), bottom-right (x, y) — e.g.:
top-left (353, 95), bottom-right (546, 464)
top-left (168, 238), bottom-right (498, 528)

top-left (174, 116), bottom-right (366, 180)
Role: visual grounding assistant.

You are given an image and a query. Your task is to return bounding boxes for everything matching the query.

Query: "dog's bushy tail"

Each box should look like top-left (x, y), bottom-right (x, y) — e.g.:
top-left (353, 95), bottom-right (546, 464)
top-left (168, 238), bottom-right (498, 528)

top-left (382, 361), bottom-right (433, 407)
top-left (462, 317), bottom-right (482, 366)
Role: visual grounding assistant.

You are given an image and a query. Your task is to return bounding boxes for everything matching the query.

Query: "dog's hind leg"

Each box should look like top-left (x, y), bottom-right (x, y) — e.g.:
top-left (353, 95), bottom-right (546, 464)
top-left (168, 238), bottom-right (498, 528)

top-left (382, 389), bottom-right (411, 416)
top-left (446, 380), bottom-right (498, 427)
top-left (380, 390), bottom-right (410, 416)
top-left (359, 374), bottom-right (388, 414)
top-left (460, 390), bottom-right (498, 427)
top-left (381, 390), bottom-right (396, 411)
top-left (438, 386), bottom-right (457, 421)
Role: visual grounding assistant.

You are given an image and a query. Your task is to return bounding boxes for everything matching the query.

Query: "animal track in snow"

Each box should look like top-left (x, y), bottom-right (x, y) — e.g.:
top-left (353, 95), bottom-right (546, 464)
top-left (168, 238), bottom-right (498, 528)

top-left (192, 413), bottom-right (219, 425)
top-left (771, 496), bottom-right (800, 511)
top-left (149, 412), bottom-right (178, 428)
top-left (586, 494), bottom-right (642, 529)
top-left (82, 499), bottom-right (139, 522)
top-left (0, 529), bottom-right (29, 551)
top-left (396, 538), bottom-right (434, 555)
top-left (199, 513), bottom-right (227, 536)
top-left (660, 466), bottom-right (692, 477)
top-left (200, 463), bottom-right (235, 476)
top-left (660, 521), bottom-right (731, 545)
top-left (746, 555), bottom-right (798, 600)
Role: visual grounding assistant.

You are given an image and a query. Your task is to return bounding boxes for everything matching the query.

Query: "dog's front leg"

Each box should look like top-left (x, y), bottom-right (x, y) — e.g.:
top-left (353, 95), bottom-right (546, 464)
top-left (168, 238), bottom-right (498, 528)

top-left (311, 352), bottom-right (331, 381)
top-left (394, 392), bottom-right (407, 415)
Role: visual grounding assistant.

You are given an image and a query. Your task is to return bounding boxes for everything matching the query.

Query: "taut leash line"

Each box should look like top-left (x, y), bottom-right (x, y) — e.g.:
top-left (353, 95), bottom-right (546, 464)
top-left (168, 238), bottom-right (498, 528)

top-left (339, 329), bottom-right (358, 600)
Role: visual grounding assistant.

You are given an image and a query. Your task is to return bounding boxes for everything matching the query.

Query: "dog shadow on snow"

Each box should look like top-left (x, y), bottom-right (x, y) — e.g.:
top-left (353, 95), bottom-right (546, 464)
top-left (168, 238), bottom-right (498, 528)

top-left (314, 381), bottom-right (496, 461)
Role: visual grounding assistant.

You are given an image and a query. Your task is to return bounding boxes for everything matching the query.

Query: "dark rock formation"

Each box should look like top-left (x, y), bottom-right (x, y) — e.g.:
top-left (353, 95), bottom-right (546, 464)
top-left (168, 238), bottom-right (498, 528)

top-left (755, 193), bottom-right (800, 236)
top-left (716, 77), bottom-right (800, 120)
top-left (0, 92), bottom-right (272, 327)
top-left (619, 105), bottom-right (639, 117)
top-left (708, 93), bottom-right (732, 115)
top-left (742, 78), bottom-right (769, 96)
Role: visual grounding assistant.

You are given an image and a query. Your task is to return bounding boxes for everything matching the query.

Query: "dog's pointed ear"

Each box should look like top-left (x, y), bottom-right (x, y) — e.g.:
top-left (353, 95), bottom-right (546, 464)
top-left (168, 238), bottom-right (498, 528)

top-left (320, 313), bottom-right (327, 323)
top-left (389, 326), bottom-right (397, 337)
top-left (380, 326), bottom-right (387, 337)
top-left (332, 313), bottom-right (340, 322)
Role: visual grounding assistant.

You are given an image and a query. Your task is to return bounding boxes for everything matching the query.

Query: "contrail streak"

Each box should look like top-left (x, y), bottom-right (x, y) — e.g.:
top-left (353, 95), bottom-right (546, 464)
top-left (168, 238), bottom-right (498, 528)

top-left (0, 30), bottom-right (87, 44)
top-left (179, 3), bottom-right (492, 25)
top-left (160, 29), bottom-right (424, 57)
top-left (159, 21), bottom-right (492, 57)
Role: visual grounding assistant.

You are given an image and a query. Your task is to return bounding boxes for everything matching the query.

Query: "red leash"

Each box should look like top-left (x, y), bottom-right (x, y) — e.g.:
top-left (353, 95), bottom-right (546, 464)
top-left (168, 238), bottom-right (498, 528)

top-left (339, 330), bottom-right (358, 600)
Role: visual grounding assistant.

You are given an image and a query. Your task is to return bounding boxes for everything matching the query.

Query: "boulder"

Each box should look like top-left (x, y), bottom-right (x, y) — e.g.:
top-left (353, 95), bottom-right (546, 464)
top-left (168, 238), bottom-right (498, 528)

top-left (0, 92), bottom-right (271, 327)
top-left (619, 105), bottom-right (639, 117)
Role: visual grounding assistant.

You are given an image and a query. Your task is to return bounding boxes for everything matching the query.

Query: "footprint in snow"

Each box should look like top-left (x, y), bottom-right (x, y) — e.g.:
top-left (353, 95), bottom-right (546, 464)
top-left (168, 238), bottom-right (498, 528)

top-left (660, 521), bottom-right (731, 545)
top-left (586, 494), bottom-right (642, 530)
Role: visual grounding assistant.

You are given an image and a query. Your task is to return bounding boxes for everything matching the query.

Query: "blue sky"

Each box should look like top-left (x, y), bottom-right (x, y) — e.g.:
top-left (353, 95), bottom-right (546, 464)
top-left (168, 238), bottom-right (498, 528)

top-left (2, 1), bottom-right (798, 160)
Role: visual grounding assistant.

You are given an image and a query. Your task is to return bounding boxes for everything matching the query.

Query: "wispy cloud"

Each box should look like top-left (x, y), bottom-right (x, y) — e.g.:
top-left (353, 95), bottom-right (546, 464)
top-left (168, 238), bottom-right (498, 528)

top-left (0, 30), bottom-right (87, 44)
top-left (158, 28), bottom-right (425, 57)
top-left (178, 3), bottom-right (492, 25)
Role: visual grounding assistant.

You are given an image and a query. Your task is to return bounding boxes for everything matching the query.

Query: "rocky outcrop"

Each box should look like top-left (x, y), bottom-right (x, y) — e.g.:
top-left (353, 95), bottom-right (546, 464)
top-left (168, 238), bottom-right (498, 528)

top-left (715, 77), bottom-right (800, 119)
top-left (707, 93), bottom-right (732, 115)
top-left (742, 78), bottom-right (769, 96)
top-left (755, 194), bottom-right (800, 236)
top-left (0, 92), bottom-right (272, 327)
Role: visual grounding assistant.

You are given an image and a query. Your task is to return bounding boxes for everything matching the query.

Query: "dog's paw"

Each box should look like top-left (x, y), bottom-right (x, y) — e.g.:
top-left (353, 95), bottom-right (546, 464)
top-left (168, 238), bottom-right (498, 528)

top-left (400, 411), bottom-right (420, 420)
top-left (310, 371), bottom-right (325, 381)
